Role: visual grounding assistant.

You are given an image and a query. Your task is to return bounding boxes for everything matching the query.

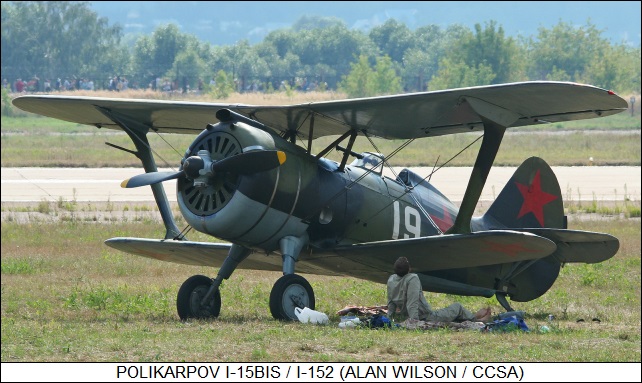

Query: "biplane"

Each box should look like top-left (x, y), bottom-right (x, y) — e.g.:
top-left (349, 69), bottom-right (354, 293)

top-left (12, 81), bottom-right (626, 321)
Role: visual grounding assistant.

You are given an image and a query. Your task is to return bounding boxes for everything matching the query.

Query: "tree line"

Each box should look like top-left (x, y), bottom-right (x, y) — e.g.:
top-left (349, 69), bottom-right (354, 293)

top-left (1, 1), bottom-right (640, 99)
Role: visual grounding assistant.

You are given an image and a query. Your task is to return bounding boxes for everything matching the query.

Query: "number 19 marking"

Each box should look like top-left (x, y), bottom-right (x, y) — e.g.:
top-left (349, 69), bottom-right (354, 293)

top-left (392, 201), bottom-right (421, 239)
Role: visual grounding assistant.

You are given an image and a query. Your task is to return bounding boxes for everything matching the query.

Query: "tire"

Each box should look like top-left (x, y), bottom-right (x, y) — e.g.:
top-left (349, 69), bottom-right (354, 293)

top-left (269, 274), bottom-right (315, 321)
top-left (177, 275), bottom-right (221, 320)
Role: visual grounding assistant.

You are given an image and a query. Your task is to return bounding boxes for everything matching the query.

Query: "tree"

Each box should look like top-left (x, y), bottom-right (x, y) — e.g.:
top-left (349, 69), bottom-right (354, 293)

top-left (402, 49), bottom-right (434, 92)
top-left (372, 55), bottom-right (402, 95)
top-left (402, 24), bottom-right (475, 92)
top-left (399, 25), bottom-right (443, 92)
top-left (288, 24), bottom-right (376, 88)
top-left (448, 20), bottom-right (523, 84)
top-left (210, 40), bottom-right (268, 92)
top-left (580, 44), bottom-right (641, 94)
top-left (169, 50), bottom-right (208, 92)
top-left (133, 24), bottom-right (188, 85)
top-left (131, 25), bottom-right (214, 90)
top-left (1, 1), bottom-right (123, 84)
top-left (339, 55), bottom-right (373, 98)
top-left (527, 20), bottom-right (607, 82)
top-left (544, 66), bottom-right (572, 82)
top-left (369, 19), bottom-right (415, 63)
top-left (262, 29), bottom-right (298, 58)
top-left (428, 58), bottom-right (496, 91)
top-left (210, 70), bottom-right (235, 99)
top-left (339, 55), bottom-right (402, 98)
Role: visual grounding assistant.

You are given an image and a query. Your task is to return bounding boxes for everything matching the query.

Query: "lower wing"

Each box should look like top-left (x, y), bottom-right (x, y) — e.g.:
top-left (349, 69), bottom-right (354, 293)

top-left (104, 237), bottom-right (340, 275)
top-left (106, 231), bottom-right (556, 283)
top-left (299, 230), bottom-right (556, 283)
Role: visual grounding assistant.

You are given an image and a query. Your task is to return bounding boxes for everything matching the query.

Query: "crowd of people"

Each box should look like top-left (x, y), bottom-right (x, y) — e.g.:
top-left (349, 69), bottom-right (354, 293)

top-left (3, 76), bottom-right (100, 93)
top-left (2, 74), bottom-right (329, 94)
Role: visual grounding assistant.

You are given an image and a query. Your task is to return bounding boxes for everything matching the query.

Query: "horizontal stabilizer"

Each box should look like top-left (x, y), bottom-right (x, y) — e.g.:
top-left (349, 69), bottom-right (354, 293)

top-left (327, 230), bottom-right (556, 272)
top-left (512, 228), bottom-right (619, 263)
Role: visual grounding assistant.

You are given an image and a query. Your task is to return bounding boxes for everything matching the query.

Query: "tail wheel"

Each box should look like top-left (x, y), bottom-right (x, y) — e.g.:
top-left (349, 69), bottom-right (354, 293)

top-left (177, 275), bottom-right (221, 320)
top-left (269, 274), bottom-right (315, 321)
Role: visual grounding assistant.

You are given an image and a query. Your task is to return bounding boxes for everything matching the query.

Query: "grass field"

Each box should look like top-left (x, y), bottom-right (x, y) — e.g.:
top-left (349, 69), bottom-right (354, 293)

top-left (1, 210), bottom-right (640, 362)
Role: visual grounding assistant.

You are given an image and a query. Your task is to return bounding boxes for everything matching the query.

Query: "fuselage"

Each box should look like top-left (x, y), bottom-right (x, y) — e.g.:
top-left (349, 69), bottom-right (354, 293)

top-left (177, 121), bottom-right (459, 253)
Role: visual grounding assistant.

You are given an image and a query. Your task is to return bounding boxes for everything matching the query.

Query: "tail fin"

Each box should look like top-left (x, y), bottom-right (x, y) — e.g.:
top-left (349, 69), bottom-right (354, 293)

top-left (471, 157), bottom-right (619, 305)
top-left (475, 157), bottom-right (564, 230)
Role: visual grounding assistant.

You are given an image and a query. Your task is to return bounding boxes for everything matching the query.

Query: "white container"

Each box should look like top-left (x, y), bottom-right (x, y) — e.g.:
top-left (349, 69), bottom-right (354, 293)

top-left (338, 318), bottom-right (360, 329)
top-left (294, 307), bottom-right (329, 325)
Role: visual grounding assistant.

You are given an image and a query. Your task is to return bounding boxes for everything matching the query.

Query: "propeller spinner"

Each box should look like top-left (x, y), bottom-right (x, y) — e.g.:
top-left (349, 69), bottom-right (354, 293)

top-left (121, 149), bottom-right (286, 189)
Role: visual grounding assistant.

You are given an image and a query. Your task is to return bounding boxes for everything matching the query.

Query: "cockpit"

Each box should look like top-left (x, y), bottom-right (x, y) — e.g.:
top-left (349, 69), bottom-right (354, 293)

top-left (349, 152), bottom-right (384, 175)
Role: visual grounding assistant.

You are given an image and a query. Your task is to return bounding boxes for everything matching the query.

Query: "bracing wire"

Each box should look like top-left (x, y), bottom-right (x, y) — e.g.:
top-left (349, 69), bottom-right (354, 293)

top-left (356, 133), bottom-right (485, 228)
top-left (173, 225), bottom-right (193, 241)
top-left (153, 131), bottom-right (184, 161)
top-left (302, 136), bottom-right (416, 223)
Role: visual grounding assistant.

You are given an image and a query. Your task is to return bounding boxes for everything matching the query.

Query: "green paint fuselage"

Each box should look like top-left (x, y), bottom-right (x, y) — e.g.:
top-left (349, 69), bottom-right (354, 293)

top-left (178, 121), bottom-right (457, 253)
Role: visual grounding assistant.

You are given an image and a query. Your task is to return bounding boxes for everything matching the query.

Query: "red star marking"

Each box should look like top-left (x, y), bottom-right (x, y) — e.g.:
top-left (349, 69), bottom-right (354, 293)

top-left (430, 205), bottom-right (454, 232)
top-left (481, 240), bottom-right (539, 258)
top-left (515, 170), bottom-right (558, 227)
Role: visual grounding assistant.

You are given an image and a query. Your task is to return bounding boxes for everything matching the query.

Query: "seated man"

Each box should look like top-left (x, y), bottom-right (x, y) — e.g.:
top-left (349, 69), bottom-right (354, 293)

top-left (387, 257), bottom-right (491, 323)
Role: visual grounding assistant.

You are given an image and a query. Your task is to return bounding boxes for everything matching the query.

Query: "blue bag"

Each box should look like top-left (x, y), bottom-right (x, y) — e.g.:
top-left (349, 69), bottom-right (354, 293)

top-left (367, 314), bottom-right (393, 328)
top-left (485, 315), bottom-right (529, 332)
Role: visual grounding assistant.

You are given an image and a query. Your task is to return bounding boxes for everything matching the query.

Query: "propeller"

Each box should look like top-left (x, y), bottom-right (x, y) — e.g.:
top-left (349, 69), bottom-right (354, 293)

top-left (121, 150), bottom-right (286, 189)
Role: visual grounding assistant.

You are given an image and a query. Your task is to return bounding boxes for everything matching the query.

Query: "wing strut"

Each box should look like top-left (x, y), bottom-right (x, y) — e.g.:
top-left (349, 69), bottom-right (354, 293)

top-left (95, 107), bottom-right (182, 239)
top-left (306, 113), bottom-right (315, 154)
top-left (447, 97), bottom-right (520, 234)
top-left (315, 130), bottom-right (353, 159)
top-left (338, 130), bottom-right (358, 171)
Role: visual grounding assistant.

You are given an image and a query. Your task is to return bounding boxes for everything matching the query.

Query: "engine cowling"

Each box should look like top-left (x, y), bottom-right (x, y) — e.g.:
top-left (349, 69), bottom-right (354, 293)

top-left (177, 120), bottom-right (311, 251)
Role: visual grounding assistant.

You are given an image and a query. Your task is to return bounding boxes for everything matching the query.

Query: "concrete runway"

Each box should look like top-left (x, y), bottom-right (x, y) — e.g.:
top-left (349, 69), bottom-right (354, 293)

top-left (2, 166), bottom-right (640, 203)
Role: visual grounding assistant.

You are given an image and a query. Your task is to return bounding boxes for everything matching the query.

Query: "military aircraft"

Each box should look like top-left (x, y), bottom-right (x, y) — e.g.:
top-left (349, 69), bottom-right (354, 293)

top-left (12, 81), bottom-right (626, 321)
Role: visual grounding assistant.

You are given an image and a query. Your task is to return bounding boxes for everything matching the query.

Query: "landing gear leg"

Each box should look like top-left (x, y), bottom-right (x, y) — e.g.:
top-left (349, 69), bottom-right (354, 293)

top-left (176, 244), bottom-right (251, 320)
top-left (269, 235), bottom-right (313, 321)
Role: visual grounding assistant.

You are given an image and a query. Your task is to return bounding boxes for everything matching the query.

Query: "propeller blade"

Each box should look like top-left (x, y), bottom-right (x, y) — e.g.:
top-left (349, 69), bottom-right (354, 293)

top-left (212, 150), bottom-right (286, 175)
top-left (121, 171), bottom-right (183, 188)
top-left (120, 150), bottom-right (285, 188)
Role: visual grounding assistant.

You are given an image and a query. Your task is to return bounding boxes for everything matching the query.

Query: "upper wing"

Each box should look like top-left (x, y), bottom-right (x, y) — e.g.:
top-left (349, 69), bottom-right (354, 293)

top-left (11, 95), bottom-right (251, 135)
top-left (252, 81), bottom-right (627, 139)
top-left (12, 81), bottom-right (626, 139)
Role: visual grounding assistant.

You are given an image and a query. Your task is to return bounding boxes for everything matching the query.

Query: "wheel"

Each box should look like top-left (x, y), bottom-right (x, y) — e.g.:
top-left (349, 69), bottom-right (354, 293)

top-left (269, 274), bottom-right (315, 321)
top-left (177, 275), bottom-right (221, 320)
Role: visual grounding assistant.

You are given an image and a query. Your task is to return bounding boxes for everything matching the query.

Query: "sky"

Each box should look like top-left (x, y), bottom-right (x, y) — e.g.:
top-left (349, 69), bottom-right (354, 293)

top-left (89, 1), bottom-right (641, 46)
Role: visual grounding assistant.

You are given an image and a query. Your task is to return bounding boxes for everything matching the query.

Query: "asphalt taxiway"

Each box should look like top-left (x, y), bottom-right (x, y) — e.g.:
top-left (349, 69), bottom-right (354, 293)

top-left (2, 166), bottom-right (639, 203)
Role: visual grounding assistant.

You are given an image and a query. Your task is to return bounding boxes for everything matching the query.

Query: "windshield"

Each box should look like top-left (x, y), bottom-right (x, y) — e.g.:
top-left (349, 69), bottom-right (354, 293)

top-left (350, 152), bottom-right (384, 175)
